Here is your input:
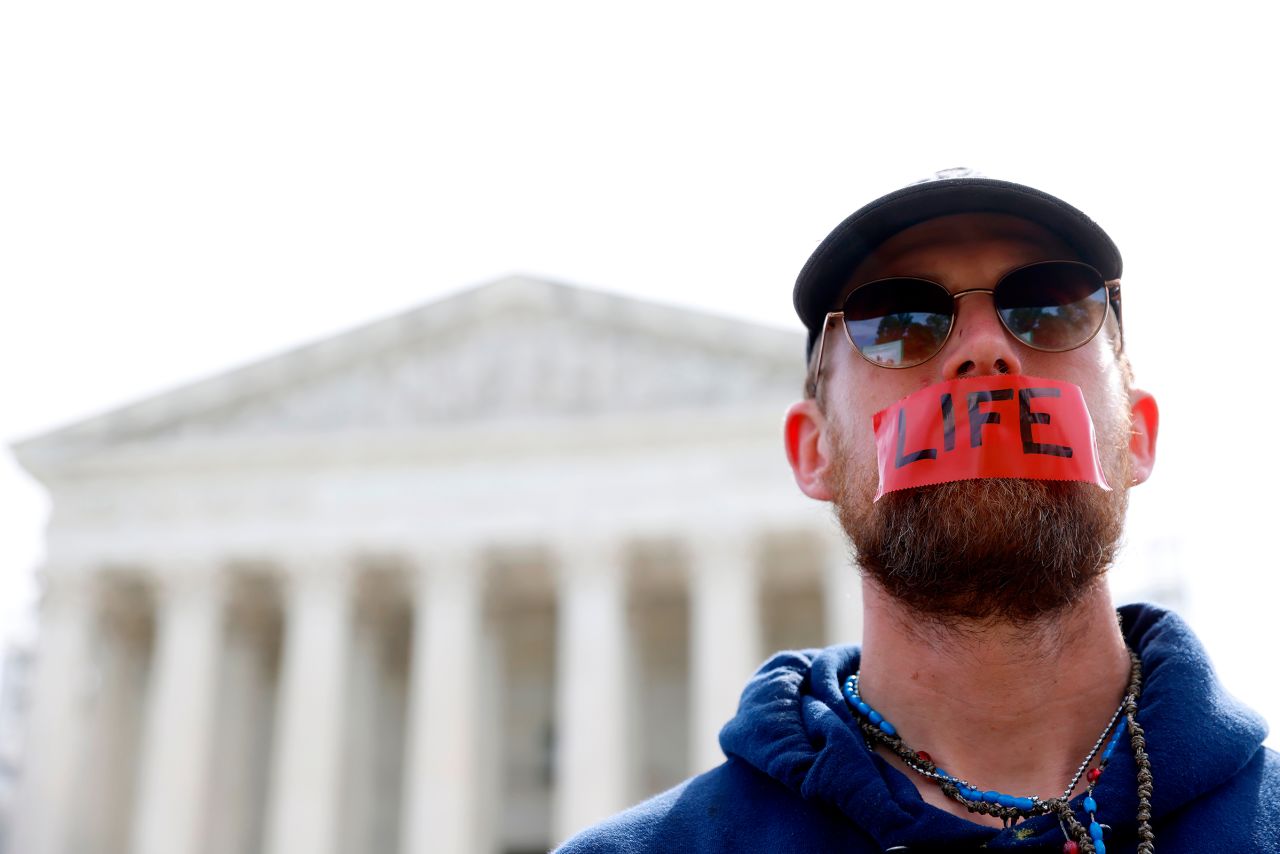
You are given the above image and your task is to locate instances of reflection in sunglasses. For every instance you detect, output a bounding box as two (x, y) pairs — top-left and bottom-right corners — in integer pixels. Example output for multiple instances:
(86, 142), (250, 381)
(805, 260), (1121, 399)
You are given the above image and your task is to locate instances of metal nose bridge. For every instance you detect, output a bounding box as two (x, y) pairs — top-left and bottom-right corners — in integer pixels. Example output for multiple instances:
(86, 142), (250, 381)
(950, 287), (996, 300)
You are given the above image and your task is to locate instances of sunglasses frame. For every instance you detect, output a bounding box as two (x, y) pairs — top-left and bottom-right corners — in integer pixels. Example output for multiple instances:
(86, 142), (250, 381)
(805, 260), (1122, 399)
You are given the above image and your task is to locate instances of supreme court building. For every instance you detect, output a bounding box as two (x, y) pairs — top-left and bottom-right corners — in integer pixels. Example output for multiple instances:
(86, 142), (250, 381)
(10, 277), (862, 854)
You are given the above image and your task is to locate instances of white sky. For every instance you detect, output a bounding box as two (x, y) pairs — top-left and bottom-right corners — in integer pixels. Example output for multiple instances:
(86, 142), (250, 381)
(2, 1), (1278, 743)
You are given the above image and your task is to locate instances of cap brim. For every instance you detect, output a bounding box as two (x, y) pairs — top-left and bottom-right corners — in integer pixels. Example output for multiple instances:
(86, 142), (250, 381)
(794, 177), (1122, 359)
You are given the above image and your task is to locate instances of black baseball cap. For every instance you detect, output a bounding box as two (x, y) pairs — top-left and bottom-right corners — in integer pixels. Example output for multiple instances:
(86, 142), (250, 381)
(793, 168), (1123, 360)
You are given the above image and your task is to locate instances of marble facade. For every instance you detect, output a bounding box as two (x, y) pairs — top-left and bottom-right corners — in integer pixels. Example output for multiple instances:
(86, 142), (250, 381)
(10, 277), (857, 854)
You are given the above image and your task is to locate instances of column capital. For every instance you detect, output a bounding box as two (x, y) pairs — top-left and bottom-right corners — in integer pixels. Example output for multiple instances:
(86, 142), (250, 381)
(398, 545), (490, 593)
(37, 565), (100, 609)
(146, 560), (228, 606)
(819, 525), (854, 560)
(273, 553), (358, 596)
(683, 529), (762, 580)
(551, 537), (630, 583)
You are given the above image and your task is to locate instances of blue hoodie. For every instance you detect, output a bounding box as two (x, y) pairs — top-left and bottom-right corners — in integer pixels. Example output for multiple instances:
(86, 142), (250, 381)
(556, 604), (1280, 852)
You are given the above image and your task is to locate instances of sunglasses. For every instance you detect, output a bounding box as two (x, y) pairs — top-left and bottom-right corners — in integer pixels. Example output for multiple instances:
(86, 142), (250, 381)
(806, 260), (1121, 397)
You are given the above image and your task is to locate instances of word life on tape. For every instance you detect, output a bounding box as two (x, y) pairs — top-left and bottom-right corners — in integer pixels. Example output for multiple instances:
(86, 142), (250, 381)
(871, 375), (1112, 501)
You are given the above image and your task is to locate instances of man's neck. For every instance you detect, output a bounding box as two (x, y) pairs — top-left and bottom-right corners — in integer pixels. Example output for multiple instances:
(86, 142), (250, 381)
(855, 580), (1132, 827)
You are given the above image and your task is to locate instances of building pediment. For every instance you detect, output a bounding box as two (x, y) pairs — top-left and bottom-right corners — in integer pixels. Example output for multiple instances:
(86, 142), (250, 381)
(15, 277), (805, 473)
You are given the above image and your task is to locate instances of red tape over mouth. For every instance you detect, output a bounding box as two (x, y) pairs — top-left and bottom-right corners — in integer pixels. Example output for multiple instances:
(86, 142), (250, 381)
(872, 375), (1112, 501)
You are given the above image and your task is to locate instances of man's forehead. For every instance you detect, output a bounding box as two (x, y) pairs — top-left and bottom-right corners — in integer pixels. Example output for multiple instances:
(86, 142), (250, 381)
(844, 212), (1081, 292)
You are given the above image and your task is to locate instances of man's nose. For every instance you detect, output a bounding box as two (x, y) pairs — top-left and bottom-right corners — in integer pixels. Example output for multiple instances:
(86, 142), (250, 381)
(938, 293), (1024, 379)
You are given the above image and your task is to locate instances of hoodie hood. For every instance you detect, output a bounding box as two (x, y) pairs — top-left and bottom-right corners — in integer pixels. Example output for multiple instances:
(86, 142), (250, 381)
(718, 603), (1269, 851)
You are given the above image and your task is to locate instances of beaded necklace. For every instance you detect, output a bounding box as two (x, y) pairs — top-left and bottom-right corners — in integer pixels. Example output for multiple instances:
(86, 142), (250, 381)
(842, 647), (1154, 854)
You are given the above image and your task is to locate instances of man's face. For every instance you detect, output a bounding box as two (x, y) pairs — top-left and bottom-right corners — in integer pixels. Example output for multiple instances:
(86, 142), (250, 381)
(786, 212), (1158, 625)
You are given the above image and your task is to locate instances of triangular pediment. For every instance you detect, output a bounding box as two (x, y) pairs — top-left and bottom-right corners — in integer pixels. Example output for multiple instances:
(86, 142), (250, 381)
(15, 276), (806, 471)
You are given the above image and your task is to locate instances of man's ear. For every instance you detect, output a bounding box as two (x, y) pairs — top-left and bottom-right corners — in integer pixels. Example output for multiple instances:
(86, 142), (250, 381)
(1128, 389), (1159, 485)
(784, 399), (835, 501)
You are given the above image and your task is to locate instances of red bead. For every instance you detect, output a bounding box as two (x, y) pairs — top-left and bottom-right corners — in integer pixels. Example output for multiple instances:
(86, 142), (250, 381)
(1087, 767), (1103, 783)
(1063, 842), (1080, 854)
(916, 750), (932, 764)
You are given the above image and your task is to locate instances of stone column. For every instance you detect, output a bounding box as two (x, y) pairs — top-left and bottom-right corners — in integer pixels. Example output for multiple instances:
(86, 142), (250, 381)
(822, 537), (863, 647)
(688, 534), (761, 774)
(263, 558), (353, 854)
(400, 551), (484, 854)
(204, 597), (279, 854)
(552, 539), (631, 843)
(130, 566), (225, 854)
(11, 571), (96, 854)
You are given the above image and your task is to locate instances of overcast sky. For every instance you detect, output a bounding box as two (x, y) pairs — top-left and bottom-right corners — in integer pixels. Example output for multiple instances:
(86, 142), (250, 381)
(3, 1), (1278, 737)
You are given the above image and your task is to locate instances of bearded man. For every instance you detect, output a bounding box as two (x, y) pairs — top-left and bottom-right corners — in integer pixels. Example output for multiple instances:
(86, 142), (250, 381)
(557, 171), (1280, 853)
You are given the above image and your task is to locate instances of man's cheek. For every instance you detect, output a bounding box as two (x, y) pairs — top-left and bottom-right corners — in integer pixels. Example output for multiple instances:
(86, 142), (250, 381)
(1084, 379), (1132, 480)
(826, 427), (879, 508)
(834, 413), (871, 464)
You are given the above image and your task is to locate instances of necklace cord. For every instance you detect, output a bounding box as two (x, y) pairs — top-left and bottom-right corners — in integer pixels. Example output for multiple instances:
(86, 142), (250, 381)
(845, 646), (1154, 854)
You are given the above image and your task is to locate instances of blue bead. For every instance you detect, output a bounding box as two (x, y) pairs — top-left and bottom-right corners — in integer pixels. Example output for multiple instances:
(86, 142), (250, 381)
(1095, 842), (1106, 854)
(934, 768), (948, 780)
(868, 709), (883, 725)
(1013, 797), (1035, 810)
(1084, 796), (1097, 813)
(856, 701), (871, 716)
(996, 794), (1015, 807)
(1090, 820), (1104, 840)
(982, 790), (1001, 804)
(878, 720), (897, 736)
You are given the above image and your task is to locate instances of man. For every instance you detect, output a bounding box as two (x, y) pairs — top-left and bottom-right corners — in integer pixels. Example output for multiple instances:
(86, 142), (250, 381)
(556, 171), (1280, 852)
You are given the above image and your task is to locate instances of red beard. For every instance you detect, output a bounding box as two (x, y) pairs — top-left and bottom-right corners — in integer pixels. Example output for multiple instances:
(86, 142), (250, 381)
(829, 425), (1131, 625)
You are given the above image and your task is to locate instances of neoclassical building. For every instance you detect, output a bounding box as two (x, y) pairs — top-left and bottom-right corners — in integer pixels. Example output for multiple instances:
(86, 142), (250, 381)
(11, 277), (858, 854)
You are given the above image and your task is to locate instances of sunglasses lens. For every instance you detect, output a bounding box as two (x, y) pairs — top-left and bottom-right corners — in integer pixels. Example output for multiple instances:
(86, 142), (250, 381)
(996, 262), (1109, 350)
(843, 278), (953, 367)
